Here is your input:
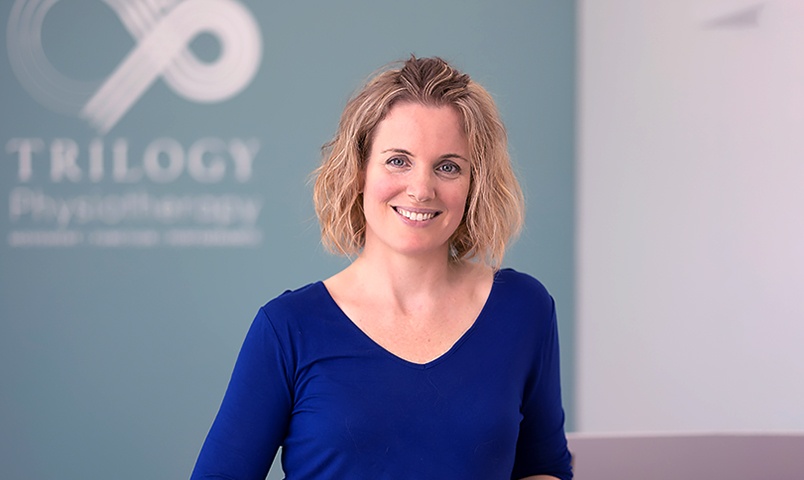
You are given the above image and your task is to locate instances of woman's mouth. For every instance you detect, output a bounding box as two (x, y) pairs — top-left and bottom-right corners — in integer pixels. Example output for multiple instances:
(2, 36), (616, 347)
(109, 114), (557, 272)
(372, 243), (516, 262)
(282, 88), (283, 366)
(393, 207), (440, 222)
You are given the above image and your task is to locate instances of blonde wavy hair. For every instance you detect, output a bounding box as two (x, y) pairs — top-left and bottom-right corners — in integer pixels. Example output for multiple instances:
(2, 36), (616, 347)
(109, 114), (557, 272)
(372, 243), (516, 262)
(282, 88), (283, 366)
(312, 56), (524, 267)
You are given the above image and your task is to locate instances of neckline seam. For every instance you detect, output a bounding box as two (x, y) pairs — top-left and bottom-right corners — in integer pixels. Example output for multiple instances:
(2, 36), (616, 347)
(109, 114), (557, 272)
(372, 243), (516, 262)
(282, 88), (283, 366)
(315, 271), (502, 369)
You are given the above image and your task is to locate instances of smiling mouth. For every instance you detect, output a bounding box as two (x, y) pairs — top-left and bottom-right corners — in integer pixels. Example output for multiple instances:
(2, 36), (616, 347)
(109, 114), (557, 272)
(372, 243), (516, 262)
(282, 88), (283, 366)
(393, 207), (441, 221)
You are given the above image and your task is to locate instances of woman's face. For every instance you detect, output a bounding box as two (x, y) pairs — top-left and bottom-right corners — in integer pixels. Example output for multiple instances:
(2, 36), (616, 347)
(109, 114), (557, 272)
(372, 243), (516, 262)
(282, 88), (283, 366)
(361, 102), (471, 260)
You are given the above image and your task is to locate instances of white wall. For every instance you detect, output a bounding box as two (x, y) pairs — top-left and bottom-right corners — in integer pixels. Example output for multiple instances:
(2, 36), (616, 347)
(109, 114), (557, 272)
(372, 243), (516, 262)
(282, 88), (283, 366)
(578, 0), (804, 432)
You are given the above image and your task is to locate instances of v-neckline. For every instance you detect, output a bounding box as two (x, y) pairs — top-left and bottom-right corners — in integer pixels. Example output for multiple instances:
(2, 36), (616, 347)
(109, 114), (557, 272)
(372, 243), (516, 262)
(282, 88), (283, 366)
(316, 271), (500, 369)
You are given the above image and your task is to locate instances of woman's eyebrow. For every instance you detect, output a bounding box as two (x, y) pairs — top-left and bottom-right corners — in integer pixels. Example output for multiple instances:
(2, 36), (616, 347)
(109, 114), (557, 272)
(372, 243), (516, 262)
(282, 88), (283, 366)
(381, 148), (413, 156)
(381, 148), (468, 163)
(440, 153), (469, 163)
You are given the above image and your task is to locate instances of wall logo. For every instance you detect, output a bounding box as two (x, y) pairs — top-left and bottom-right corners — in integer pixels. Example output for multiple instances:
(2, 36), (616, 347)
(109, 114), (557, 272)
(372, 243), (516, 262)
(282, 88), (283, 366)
(4, 0), (266, 248)
(7, 0), (263, 134)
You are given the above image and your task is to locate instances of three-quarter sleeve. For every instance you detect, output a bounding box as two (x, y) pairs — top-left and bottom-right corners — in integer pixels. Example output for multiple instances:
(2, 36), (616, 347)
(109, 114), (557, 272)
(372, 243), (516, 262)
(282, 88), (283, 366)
(511, 297), (573, 480)
(191, 308), (293, 480)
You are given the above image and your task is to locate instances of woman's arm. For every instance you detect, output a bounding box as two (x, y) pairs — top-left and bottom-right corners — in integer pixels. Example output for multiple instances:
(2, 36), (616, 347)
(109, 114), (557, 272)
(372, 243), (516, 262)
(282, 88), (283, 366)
(191, 309), (292, 479)
(511, 294), (573, 480)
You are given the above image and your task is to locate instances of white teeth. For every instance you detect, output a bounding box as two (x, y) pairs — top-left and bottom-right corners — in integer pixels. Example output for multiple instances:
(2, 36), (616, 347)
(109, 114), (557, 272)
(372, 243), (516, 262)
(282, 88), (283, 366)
(397, 208), (436, 221)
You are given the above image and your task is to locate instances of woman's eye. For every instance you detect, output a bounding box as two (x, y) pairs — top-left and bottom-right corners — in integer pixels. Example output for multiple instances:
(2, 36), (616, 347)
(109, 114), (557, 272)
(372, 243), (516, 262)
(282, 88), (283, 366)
(437, 163), (460, 175)
(387, 156), (407, 167)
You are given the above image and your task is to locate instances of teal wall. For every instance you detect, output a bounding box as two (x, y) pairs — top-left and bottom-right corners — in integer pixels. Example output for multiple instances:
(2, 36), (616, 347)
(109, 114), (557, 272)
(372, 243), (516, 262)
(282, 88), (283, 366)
(0, 1), (575, 478)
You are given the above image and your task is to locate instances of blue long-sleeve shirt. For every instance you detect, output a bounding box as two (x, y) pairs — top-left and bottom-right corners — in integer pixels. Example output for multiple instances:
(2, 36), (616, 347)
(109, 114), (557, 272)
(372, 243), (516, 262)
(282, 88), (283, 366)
(191, 268), (572, 479)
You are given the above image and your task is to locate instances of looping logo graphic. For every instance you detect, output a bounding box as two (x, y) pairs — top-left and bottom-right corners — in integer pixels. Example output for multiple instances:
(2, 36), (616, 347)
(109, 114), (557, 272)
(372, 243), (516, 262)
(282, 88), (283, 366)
(7, 0), (263, 134)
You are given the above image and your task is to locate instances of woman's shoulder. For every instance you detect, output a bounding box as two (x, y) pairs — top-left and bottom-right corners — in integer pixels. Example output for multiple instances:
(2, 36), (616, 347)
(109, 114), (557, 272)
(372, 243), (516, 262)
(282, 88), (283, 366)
(263, 281), (324, 310)
(259, 281), (332, 322)
(247, 281), (350, 351)
(488, 268), (555, 318)
(493, 267), (551, 298)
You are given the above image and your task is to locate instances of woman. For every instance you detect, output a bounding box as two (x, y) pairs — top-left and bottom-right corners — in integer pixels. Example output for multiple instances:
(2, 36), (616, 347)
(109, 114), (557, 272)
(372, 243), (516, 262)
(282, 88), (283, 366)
(191, 56), (572, 480)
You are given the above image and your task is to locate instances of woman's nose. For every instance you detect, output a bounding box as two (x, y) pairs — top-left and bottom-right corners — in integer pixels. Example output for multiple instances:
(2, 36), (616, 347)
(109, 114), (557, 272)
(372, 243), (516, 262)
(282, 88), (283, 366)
(406, 168), (435, 202)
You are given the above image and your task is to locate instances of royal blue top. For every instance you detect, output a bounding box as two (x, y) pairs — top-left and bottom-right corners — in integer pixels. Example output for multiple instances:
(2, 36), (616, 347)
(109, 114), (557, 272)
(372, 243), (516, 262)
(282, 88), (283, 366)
(191, 268), (572, 479)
